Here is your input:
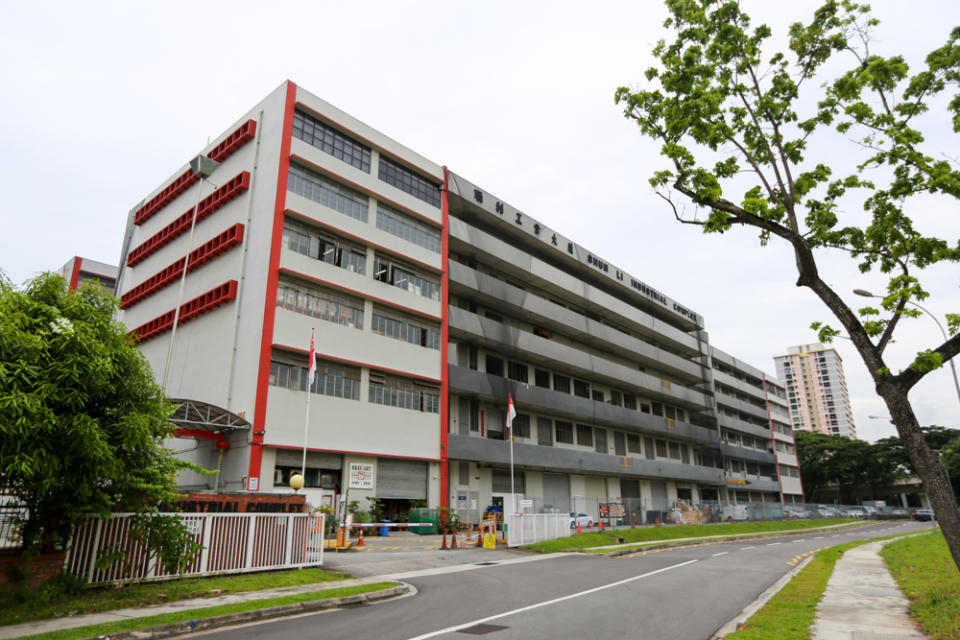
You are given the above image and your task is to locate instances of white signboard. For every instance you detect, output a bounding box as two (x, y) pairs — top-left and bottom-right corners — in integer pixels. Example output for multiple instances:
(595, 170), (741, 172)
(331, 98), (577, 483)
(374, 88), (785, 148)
(519, 499), (533, 510)
(349, 463), (374, 489)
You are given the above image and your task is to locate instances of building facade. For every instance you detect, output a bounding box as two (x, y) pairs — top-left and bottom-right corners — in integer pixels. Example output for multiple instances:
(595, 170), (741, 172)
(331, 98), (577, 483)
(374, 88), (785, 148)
(60, 256), (118, 292)
(774, 343), (856, 438)
(116, 81), (801, 522)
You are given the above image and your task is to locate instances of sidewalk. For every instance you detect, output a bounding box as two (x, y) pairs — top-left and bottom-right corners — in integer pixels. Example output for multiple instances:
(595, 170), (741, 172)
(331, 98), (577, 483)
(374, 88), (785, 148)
(811, 539), (926, 639)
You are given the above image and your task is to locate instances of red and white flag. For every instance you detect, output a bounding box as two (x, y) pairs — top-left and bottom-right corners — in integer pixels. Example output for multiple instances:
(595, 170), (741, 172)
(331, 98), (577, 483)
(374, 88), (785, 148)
(308, 330), (316, 385)
(505, 393), (517, 440)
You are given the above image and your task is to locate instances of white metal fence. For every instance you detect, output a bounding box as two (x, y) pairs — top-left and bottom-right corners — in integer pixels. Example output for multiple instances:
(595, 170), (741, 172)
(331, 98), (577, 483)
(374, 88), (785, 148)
(504, 513), (571, 547)
(63, 512), (325, 585)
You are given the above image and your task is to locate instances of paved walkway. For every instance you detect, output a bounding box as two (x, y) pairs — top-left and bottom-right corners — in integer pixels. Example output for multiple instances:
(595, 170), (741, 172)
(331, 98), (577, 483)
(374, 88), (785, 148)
(811, 539), (926, 639)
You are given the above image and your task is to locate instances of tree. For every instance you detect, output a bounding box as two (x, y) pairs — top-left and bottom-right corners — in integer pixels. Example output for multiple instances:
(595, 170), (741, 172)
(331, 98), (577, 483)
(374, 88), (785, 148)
(0, 272), (199, 573)
(793, 431), (896, 503)
(615, 0), (960, 571)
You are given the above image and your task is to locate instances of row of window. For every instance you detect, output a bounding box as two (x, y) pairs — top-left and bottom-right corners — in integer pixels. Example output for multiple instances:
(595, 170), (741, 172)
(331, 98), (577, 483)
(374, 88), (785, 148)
(293, 110), (441, 209)
(289, 164), (369, 222)
(479, 352), (688, 422)
(293, 111), (372, 173)
(276, 280), (364, 328)
(283, 222), (366, 274)
(276, 278), (440, 350)
(269, 359), (362, 400)
(376, 206), (441, 253)
(269, 358), (439, 413)
(371, 310), (440, 349)
(721, 428), (772, 453)
(373, 256), (441, 301)
(283, 217), (441, 303)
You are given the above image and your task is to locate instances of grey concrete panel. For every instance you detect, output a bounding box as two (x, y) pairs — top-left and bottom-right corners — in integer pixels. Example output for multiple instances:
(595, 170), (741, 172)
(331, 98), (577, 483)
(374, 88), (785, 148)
(447, 434), (726, 484)
(711, 369), (767, 399)
(714, 393), (771, 422)
(449, 261), (702, 383)
(710, 346), (769, 381)
(717, 415), (776, 441)
(448, 366), (719, 446)
(448, 218), (702, 354)
(449, 308), (708, 411)
(720, 443), (777, 464)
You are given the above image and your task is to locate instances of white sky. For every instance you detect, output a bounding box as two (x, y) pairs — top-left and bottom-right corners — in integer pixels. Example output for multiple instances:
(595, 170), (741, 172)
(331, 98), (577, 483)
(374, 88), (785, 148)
(1, 1), (957, 442)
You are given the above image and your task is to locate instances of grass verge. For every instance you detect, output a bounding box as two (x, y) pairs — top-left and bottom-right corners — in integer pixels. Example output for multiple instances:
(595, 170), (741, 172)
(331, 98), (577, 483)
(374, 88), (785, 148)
(881, 529), (960, 640)
(17, 582), (398, 640)
(0, 567), (350, 627)
(723, 540), (870, 639)
(525, 518), (865, 553)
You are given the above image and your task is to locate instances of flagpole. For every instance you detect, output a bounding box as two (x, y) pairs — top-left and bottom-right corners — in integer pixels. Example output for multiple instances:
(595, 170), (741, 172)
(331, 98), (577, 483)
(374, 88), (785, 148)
(506, 394), (517, 504)
(302, 329), (316, 478)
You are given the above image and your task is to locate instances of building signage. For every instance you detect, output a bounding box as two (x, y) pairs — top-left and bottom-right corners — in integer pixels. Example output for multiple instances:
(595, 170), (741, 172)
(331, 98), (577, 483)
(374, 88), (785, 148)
(349, 463), (374, 489)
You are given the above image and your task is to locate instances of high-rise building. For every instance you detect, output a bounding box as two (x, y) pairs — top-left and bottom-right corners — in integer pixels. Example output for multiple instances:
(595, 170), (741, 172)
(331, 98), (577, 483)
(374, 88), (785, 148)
(774, 343), (856, 438)
(116, 80), (801, 520)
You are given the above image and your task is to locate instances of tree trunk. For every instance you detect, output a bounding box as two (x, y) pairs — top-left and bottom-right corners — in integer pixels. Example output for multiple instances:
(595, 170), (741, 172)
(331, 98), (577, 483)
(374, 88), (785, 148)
(880, 384), (960, 572)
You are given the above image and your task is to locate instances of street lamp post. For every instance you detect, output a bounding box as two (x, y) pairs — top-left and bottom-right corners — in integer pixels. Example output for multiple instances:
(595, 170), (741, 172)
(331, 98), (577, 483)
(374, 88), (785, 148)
(853, 289), (960, 410)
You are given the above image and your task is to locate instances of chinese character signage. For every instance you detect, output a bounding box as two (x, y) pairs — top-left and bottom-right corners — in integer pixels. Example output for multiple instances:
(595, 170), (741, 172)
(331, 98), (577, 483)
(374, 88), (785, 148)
(349, 463), (374, 489)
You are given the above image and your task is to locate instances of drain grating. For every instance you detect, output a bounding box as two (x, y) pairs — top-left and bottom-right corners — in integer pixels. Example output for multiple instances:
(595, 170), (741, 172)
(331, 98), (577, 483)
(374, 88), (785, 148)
(473, 561), (499, 566)
(458, 623), (509, 635)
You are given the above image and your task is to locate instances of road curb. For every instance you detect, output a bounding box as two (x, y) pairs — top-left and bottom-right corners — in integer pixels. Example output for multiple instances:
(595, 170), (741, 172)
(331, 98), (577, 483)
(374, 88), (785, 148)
(86, 584), (411, 640)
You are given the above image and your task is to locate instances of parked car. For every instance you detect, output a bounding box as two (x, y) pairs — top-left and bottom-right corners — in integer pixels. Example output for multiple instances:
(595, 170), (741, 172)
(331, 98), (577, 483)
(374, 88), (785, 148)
(817, 506), (842, 518)
(785, 506), (810, 520)
(569, 512), (593, 529)
(844, 507), (866, 518)
(912, 509), (935, 522)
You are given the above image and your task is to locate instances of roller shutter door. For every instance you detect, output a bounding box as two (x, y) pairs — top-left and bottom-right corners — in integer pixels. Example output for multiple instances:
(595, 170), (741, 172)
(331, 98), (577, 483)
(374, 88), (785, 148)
(542, 472), (570, 511)
(376, 459), (427, 499)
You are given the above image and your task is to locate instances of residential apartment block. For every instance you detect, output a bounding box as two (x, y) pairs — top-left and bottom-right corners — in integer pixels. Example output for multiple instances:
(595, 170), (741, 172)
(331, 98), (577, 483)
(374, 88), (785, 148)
(116, 81), (801, 522)
(774, 344), (856, 438)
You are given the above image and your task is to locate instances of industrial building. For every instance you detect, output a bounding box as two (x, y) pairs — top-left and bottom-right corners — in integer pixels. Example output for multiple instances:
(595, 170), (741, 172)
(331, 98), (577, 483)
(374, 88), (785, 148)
(116, 81), (802, 522)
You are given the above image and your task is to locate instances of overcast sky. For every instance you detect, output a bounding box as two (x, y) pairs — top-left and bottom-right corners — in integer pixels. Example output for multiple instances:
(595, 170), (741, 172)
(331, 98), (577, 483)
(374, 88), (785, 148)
(1, 1), (957, 442)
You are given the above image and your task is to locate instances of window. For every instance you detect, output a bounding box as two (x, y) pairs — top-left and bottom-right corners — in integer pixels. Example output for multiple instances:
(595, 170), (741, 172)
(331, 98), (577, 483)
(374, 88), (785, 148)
(373, 256), (440, 300)
(458, 461), (470, 485)
(269, 357), (360, 400)
(610, 390), (622, 407)
(288, 165), (369, 222)
(595, 429), (607, 454)
(556, 421), (574, 444)
(376, 206), (441, 253)
(644, 436), (655, 460)
(485, 355), (504, 377)
(553, 374), (571, 394)
(512, 414), (530, 438)
(537, 417), (553, 445)
(282, 222), (366, 274)
(655, 439), (668, 458)
(574, 380), (590, 398)
(275, 466), (338, 489)
(276, 280), (363, 328)
(576, 424), (593, 447)
(652, 402), (664, 417)
(591, 390), (604, 402)
(614, 432), (626, 456)
(368, 371), (440, 413)
(507, 361), (528, 383)
(624, 394), (637, 410)
(378, 156), (441, 208)
(371, 309), (440, 349)
(293, 111), (371, 172)
(534, 369), (550, 388)
(668, 442), (681, 460)
(627, 434), (642, 454)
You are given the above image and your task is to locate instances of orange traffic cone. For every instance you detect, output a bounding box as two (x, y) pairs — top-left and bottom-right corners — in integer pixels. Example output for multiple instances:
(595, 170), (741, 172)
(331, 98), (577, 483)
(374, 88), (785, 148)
(600, 519), (604, 532)
(577, 520), (582, 534)
(357, 527), (365, 546)
(655, 517), (661, 527)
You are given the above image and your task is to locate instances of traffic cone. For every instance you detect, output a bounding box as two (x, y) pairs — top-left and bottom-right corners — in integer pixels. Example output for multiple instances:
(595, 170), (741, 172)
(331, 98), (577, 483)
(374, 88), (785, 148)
(357, 527), (365, 547)
(477, 531), (483, 547)
(600, 519), (604, 532)
(577, 520), (582, 534)
(655, 517), (661, 527)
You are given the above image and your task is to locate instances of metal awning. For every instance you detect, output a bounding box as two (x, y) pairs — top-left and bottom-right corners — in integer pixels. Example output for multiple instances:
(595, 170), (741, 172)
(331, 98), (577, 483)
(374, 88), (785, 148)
(169, 399), (251, 433)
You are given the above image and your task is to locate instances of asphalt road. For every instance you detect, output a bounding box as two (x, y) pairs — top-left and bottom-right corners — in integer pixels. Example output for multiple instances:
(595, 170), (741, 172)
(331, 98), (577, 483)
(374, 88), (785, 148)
(192, 521), (932, 640)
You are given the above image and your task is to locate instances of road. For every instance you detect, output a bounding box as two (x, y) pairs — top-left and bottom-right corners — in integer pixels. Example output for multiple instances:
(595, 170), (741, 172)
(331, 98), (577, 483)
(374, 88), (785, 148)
(192, 520), (932, 640)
